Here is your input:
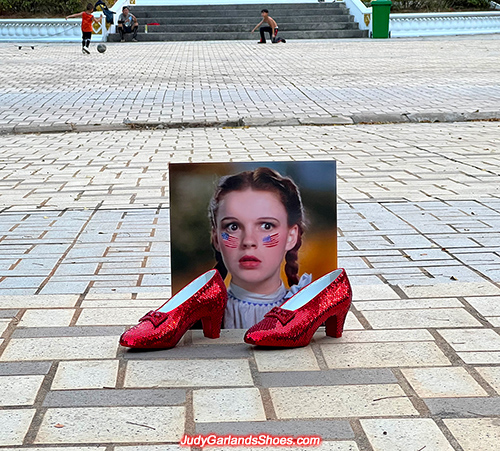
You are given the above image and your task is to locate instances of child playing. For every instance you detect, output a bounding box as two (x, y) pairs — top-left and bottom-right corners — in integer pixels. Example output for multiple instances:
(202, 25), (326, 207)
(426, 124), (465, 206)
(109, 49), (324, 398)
(251, 9), (278, 44)
(209, 167), (311, 328)
(66, 3), (101, 54)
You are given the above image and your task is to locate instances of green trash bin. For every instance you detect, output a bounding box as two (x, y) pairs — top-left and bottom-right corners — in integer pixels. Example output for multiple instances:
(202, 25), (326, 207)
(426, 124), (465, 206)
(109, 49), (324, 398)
(372, 0), (392, 39)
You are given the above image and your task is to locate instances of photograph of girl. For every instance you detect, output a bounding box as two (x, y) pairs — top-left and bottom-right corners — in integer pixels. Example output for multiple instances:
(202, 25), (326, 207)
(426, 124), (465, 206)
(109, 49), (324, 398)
(170, 161), (338, 329)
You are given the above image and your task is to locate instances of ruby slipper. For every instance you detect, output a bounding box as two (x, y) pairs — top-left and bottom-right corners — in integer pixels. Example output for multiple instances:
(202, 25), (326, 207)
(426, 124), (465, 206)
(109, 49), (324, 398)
(120, 269), (227, 349)
(244, 268), (352, 348)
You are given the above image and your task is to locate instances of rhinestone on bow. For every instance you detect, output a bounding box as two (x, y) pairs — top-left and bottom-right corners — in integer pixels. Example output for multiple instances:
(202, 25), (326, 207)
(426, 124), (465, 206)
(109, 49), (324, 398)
(265, 307), (296, 325)
(139, 310), (169, 327)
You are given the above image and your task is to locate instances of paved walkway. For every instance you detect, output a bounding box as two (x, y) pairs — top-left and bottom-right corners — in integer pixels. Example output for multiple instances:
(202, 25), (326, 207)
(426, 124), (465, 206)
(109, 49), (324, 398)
(1, 37), (500, 451)
(1, 37), (500, 130)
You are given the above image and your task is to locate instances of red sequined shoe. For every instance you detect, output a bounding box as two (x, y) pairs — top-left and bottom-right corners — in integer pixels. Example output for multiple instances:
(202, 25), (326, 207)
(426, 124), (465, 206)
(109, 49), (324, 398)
(244, 269), (352, 348)
(120, 269), (227, 349)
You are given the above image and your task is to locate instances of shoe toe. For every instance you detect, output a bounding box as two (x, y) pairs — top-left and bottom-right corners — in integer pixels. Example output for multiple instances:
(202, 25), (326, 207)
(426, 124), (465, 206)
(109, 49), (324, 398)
(119, 323), (152, 348)
(119, 328), (137, 348)
(244, 330), (258, 345)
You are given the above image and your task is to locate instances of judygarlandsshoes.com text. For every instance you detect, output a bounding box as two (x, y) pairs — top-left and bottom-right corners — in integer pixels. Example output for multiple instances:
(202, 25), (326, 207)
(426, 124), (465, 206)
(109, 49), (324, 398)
(180, 434), (322, 447)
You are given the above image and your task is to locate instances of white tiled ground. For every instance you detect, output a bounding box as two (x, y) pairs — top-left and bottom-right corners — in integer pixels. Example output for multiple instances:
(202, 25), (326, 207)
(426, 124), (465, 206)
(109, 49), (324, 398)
(1, 38), (499, 129)
(0, 36), (500, 451)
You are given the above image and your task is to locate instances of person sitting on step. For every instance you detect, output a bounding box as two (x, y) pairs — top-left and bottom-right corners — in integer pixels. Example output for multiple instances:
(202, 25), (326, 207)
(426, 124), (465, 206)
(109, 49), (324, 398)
(251, 9), (278, 44)
(118, 6), (139, 42)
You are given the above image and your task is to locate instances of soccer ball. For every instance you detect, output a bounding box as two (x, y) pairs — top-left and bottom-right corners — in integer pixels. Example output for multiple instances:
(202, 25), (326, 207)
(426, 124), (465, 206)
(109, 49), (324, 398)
(97, 44), (107, 53)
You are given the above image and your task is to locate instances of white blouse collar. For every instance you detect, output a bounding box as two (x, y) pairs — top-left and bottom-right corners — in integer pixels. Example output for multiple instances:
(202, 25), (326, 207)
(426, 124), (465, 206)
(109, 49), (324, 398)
(228, 281), (287, 306)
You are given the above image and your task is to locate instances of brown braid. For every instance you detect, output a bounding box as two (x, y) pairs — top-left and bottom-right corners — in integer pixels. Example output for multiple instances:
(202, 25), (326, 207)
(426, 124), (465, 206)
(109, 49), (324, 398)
(213, 247), (228, 280)
(209, 167), (306, 287)
(284, 228), (303, 286)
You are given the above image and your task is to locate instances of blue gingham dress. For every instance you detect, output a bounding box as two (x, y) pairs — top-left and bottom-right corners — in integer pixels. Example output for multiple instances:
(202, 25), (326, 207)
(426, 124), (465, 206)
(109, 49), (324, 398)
(223, 273), (312, 329)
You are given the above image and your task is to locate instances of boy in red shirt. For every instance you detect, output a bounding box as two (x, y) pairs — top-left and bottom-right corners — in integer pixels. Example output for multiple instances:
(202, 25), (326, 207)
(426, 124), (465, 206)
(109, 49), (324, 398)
(66, 3), (101, 54)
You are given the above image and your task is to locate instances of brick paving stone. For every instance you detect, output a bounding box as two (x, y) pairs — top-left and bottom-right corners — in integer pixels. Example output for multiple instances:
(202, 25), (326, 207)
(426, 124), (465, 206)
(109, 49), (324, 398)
(360, 418), (454, 451)
(259, 369), (397, 387)
(125, 359), (253, 388)
(35, 406), (185, 444)
(0, 362), (52, 376)
(0, 310), (19, 319)
(193, 388), (266, 423)
(426, 397), (500, 417)
(253, 347), (320, 372)
(0, 295), (79, 308)
(43, 388), (186, 407)
(12, 326), (126, 338)
(438, 329), (500, 351)
(0, 375), (45, 406)
(0, 409), (36, 446)
(18, 309), (74, 328)
(270, 385), (418, 418)
(444, 418), (500, 450)
(314, 329), (434, 344)
(51, 360), (119, 390)
(321, 342), (451, 368)
(475, 367), (500, 394)
(362, 308), (482, 329)
(401, 367), (488, 398)
(1, 336), (119, 361)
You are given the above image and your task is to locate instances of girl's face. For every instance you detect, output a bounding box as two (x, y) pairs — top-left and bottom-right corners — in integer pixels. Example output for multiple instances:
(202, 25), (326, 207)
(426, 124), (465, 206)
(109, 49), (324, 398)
(213, 189), (298, 294)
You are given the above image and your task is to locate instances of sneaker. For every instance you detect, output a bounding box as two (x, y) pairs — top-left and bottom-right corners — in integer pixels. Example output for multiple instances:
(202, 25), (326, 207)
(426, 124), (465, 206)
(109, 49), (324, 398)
(132, 38), (138, 42)
(82, 47), (90, 54)
(257, 40), (266, 44)
(120, 39), (125, 42)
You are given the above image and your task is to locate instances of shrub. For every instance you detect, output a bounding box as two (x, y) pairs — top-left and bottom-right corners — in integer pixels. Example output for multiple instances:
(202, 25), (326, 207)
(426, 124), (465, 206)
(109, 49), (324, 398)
(390, 0), (491, 11)
(0, 0), (84, 16)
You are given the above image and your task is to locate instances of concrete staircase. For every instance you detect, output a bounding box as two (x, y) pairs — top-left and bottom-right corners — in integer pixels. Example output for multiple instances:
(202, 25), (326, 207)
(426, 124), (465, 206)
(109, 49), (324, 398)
(108, 2), (368, 41)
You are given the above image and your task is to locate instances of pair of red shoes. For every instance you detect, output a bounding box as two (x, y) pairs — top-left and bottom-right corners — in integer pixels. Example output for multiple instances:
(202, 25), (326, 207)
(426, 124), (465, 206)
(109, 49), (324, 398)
(120, 268), (352, 349)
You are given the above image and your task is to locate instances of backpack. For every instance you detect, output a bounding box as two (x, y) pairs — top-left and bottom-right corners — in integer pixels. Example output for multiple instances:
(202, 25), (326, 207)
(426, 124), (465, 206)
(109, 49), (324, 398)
(94, 0), (116, 25)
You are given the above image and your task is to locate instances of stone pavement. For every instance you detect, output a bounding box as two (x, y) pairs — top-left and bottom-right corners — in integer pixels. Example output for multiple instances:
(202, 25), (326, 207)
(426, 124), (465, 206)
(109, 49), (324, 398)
(1, 121), (500, 450)
(1, 37), (500, 451)
(1, 37), (500, 131)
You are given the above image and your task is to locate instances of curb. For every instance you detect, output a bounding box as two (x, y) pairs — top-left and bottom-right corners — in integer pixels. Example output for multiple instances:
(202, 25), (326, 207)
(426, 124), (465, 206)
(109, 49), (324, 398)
(1, 112), (499, 135)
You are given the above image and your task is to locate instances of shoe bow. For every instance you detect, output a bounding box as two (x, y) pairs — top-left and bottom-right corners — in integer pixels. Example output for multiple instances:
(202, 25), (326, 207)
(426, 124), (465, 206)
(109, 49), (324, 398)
(139, 310), (169, 327)
(264, 307), (295, 325)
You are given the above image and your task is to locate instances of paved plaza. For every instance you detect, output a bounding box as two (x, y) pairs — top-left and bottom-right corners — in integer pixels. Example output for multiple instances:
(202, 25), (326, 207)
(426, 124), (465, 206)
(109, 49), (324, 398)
(1, 37), (500, 131)
(0, 36), (500, 451)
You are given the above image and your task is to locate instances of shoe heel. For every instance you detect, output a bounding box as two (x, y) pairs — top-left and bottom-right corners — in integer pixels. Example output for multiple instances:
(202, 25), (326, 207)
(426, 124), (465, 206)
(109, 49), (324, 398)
(201, 310), (224, 339)
(325, 310), (348, 338)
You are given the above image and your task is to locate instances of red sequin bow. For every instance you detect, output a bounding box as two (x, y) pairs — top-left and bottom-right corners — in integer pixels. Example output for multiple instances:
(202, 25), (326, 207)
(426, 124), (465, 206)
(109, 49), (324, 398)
(264, 307), (296, 325)
(139, 310), (169, 327)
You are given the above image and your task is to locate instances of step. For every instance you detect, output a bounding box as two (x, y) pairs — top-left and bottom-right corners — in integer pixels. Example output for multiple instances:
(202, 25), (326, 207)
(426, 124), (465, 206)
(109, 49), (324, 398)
(138, 22), (358, 33)
(131, 9), (348, 20)
(128, 3), (346, 13)
(131, 14), (351, 24)
(108, 29), (368, 42)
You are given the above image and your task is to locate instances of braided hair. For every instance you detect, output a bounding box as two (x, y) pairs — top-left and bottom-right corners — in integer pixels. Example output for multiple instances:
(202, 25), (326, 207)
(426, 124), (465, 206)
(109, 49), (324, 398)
(209, 167), (305, 287)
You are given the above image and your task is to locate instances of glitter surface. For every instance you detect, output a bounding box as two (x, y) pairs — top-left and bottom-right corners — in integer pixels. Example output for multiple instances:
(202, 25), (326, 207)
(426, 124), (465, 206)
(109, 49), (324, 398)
(120, 270), (227, 349)
(244, 269), (352, 348)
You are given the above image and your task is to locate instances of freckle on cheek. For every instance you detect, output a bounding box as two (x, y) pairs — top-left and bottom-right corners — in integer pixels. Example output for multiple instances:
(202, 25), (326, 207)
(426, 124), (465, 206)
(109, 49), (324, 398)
(221, 232), (239, 249)
(263, 233), (280, 248)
